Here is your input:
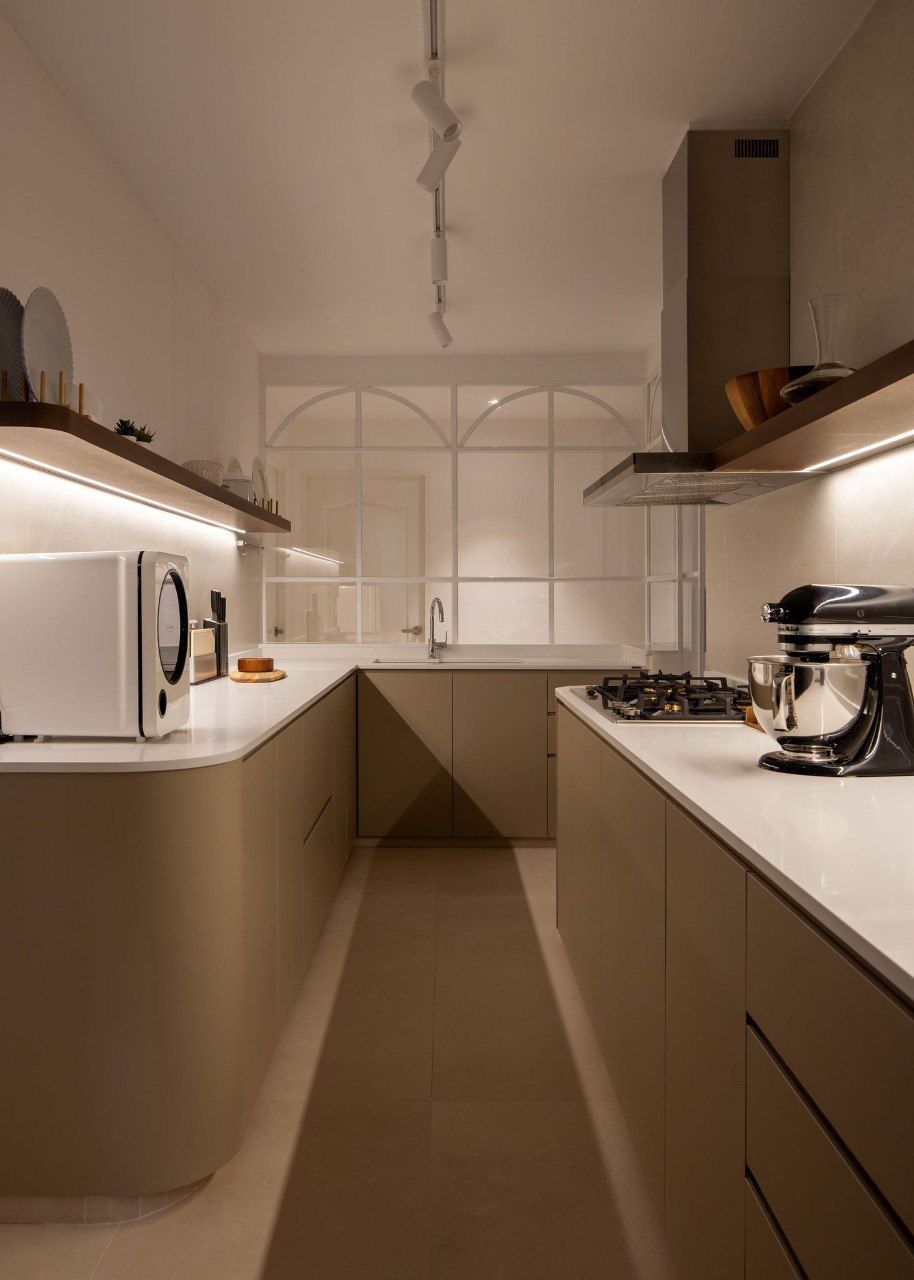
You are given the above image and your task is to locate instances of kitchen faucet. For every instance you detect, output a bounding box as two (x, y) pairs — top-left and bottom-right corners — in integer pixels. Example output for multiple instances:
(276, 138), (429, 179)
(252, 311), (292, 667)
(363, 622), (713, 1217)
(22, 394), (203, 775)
(428, 596), (446, 661)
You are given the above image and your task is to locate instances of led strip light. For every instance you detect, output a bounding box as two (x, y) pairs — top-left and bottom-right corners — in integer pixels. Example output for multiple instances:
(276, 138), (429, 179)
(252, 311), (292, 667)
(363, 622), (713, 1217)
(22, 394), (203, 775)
(0, 445), (245, 534)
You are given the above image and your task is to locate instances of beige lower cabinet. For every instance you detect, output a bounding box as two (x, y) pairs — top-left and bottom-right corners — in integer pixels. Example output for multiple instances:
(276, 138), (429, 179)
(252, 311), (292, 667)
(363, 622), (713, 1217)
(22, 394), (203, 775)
(453, 672), (547, 837)
(358, 670), (453, 837)
(276, 715), (307, 1025)
(555, 704), (577, 942)
(745, 1181), (802, 1280)
(332, 675), (357, 870)
(665, 803), (746, 1280)
(600, 748), (666, 1213)
(241, 738), (280, 1111)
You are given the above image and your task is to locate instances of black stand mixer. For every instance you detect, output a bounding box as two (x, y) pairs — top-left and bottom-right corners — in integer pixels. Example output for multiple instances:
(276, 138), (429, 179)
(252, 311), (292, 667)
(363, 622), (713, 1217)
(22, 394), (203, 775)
(748, 584), (914, 777)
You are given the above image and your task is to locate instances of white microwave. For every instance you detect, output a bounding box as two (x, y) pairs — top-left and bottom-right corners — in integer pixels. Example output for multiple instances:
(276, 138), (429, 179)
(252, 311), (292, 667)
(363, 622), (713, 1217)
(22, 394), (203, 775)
(0, 551), (190, 739)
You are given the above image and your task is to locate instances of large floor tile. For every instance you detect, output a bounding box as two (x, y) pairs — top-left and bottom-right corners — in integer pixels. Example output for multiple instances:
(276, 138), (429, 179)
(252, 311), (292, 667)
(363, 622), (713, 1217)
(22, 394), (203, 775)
(428, 1100), (633, 1280)
(260, 1098), (430, 1280)
(309, 895), (436, 1100)
(361, 847), (438, 897)
(92, 1097), (306, 1280)
(436, 846), (553, 898)
(433, 895), (579, 1100)
(0, 1225), (115, 1280)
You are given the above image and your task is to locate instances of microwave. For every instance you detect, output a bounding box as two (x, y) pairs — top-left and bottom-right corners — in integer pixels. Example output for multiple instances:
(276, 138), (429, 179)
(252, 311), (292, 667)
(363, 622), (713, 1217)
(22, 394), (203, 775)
(0, 551), (190, 740)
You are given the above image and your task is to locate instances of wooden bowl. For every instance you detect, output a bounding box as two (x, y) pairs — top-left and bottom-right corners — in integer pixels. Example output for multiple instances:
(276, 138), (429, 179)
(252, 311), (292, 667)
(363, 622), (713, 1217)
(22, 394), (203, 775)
(725, 366), (812, 431)
(237, 656), (274, 673)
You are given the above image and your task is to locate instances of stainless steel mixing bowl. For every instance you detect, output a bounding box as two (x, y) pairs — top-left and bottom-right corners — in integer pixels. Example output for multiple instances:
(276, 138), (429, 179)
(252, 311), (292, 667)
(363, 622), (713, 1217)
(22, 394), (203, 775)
(747, 655), (870, 757)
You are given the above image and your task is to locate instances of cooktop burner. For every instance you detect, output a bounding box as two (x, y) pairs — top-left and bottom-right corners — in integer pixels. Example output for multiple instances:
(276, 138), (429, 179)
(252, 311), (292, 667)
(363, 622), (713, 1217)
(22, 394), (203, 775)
(581, 670), (751, 722)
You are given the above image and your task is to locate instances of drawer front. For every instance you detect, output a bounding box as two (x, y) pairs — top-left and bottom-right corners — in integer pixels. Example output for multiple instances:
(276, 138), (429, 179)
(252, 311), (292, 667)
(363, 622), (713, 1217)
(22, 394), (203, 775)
(748, 876), (914, 1230)
(547, 712), (557, 756)
(547, 671), (616, 711)
(546, 755), (556, 839)
(745, 1181), (802, 1280)
(747, 1028), (913, 1280)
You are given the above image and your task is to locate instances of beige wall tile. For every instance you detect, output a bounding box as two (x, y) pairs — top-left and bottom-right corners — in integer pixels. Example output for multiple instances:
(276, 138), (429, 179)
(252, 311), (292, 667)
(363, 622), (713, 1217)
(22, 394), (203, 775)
(836, 158), (914, 368)
(790, 67), (836, 267)
(790, 235), (838, 365)
(704, 477), (837, 678)
(833, 0), (914, 226)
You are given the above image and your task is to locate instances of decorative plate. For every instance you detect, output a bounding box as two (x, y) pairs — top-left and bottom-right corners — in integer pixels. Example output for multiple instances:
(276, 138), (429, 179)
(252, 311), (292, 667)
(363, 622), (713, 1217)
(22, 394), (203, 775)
(22, 286), (73, 405)
(0, 287), (26, 401)
(252, 456), (270, 506)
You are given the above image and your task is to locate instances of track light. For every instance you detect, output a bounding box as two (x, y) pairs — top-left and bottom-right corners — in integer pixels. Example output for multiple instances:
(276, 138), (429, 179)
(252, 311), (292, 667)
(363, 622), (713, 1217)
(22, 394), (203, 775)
(410, 80), (462, 140)
(428, 307), (453, 348)
(416, 137), (460, 192)
(430, 234), (448, 285)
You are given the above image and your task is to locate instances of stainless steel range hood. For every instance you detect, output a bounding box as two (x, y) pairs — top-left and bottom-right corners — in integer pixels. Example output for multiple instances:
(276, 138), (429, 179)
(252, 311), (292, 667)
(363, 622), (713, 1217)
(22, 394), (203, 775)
(586, 128), (798, 507)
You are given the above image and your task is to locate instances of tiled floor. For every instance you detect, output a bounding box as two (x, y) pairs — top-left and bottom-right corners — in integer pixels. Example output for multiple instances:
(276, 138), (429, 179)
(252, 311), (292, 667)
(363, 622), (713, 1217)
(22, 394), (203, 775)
(0, 847), (673, 1280)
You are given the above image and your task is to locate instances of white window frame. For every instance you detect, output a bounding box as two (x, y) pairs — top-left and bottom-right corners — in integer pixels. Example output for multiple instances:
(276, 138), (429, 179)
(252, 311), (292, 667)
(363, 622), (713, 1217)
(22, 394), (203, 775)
(262, 380), (658, 646)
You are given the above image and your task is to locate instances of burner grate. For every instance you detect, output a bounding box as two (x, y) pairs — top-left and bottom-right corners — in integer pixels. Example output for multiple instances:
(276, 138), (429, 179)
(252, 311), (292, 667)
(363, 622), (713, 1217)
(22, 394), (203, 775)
(584, 669), (751, 722)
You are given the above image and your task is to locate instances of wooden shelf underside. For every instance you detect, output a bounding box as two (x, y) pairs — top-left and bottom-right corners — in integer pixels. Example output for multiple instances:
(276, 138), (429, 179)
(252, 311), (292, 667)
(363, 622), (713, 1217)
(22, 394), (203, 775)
(0, 404), (290, 533)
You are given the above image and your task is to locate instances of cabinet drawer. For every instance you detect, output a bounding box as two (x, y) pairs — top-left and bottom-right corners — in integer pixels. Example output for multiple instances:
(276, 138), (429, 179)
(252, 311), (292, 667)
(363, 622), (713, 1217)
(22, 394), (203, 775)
(746, 1181), (802, 1280)
(748, 877), (914, 1230)
(546, 755), (556, 838)
(546, 671), (615, 711)
(747, 1028), (913, 1280)
(547, 712), (556, 756)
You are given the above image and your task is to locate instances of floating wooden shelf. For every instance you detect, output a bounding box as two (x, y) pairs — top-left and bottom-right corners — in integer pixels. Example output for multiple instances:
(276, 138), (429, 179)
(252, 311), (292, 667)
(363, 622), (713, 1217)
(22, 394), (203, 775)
(713, 339), (914, 475)
(0, 403), (291, 533)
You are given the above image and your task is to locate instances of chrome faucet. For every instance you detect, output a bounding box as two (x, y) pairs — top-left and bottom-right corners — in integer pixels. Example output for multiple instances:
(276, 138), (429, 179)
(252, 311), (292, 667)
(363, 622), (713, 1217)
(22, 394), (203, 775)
(428, 596), (447, 661)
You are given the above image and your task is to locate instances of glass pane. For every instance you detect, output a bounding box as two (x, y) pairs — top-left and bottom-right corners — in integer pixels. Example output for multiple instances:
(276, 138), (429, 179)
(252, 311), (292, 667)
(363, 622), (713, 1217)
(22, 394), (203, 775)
(458, 452), (548, 577)
(361, 582), (452, 645)
(553, 386), (642, 446)
(553, 452), (643, 577)
(264, 452), (356, 576)
(265, 386), (356, 447)
(554, 581), (646, 645)
(362, 452), (452, 577)
(361, 386), (451, 446)
(458, 387), (547, 446)
(458, 582), (549, 643)
(681, 506), (701, 574)
(649, 580), (679, 649)
(266, 583), (356, 643)
(648, 506), (678, 577)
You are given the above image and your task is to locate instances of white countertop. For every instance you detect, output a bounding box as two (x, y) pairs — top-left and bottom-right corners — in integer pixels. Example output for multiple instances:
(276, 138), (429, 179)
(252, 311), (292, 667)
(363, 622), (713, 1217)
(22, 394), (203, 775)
(0, 647), (638, 774)
(557, 687), (914, 1004)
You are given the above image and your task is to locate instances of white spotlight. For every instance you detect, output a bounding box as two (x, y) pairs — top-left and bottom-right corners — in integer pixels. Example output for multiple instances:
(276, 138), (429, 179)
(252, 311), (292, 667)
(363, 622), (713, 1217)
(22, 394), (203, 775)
(410, 80), (462, 140)
(428, 308), (453, 348)
(430, 234), (448, 285)
(416, 137), (461, 192)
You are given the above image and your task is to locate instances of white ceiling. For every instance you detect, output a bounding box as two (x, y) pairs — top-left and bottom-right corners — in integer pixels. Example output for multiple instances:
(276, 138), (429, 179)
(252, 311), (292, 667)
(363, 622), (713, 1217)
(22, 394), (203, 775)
(2, 0), (871, 356)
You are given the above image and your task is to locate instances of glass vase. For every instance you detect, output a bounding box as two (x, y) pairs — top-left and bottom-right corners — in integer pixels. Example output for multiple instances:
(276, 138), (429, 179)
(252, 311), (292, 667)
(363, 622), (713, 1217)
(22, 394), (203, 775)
(781, 294), (855, 405)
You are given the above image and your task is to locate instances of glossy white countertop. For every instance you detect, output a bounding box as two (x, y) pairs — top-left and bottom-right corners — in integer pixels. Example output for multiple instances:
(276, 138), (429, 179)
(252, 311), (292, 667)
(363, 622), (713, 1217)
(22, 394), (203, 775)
(557, 687), (914, 1004)
(0, 647), (639, 774)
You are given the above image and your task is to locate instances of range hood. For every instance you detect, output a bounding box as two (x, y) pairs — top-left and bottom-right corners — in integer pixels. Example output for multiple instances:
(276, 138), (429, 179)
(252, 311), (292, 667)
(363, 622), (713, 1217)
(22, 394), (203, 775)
(586, 129), (800, 507)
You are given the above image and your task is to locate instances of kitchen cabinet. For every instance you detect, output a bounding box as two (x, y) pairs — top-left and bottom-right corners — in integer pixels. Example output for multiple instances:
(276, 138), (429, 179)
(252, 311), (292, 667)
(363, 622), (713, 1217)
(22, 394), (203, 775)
(453, 672), (547, 837)
(745, 1181), (802, 1280)
(665, 803), (746, 1280)
(748, 876), (914, 1234)
(555, 704), (576, 943)
(332, 675), (357, 872)
(241, 737), (279, 1111)
(276, 716), (307, 1025)
(358, 671), (453, 838)
(556, 706), (600, 1004)
(600, 748), (666, 1213)
(747, 1027), (912, 1279)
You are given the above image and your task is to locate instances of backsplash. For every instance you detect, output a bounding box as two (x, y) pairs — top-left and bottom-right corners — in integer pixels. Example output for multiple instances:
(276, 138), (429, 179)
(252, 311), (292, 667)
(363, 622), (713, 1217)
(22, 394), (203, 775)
(706, 0), (914, 678)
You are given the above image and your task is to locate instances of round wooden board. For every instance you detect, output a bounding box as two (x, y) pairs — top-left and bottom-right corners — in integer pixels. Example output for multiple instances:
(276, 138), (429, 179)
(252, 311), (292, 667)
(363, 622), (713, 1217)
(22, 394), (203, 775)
(229, 668), (287, 683)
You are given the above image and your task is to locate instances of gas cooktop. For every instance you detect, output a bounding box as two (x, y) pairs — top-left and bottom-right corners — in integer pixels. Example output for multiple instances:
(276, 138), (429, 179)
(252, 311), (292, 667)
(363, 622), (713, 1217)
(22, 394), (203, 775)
(574, 670), (752, 723)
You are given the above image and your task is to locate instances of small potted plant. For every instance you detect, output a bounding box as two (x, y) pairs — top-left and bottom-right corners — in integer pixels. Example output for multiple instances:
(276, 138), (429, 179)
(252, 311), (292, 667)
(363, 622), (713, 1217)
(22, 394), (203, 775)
(115, 418), (156, 446)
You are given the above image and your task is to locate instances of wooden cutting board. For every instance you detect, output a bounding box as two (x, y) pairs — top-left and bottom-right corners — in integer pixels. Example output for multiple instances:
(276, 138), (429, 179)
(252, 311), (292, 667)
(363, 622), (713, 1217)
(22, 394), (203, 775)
(229, 668), (287, 683)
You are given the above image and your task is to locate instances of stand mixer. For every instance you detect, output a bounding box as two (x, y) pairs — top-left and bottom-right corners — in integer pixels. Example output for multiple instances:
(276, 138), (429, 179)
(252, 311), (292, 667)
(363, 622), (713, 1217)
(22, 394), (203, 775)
(747, 584), (914, 776)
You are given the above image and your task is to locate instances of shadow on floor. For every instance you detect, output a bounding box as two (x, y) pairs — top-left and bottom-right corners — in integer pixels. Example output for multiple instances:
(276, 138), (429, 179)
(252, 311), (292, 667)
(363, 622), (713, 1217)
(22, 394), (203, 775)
(258, 846), (661, 1280)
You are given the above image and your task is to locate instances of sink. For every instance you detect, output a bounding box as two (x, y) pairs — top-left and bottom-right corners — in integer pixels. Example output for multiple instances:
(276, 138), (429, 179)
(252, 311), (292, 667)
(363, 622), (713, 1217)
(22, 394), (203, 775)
(372, 658), (523, 667)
